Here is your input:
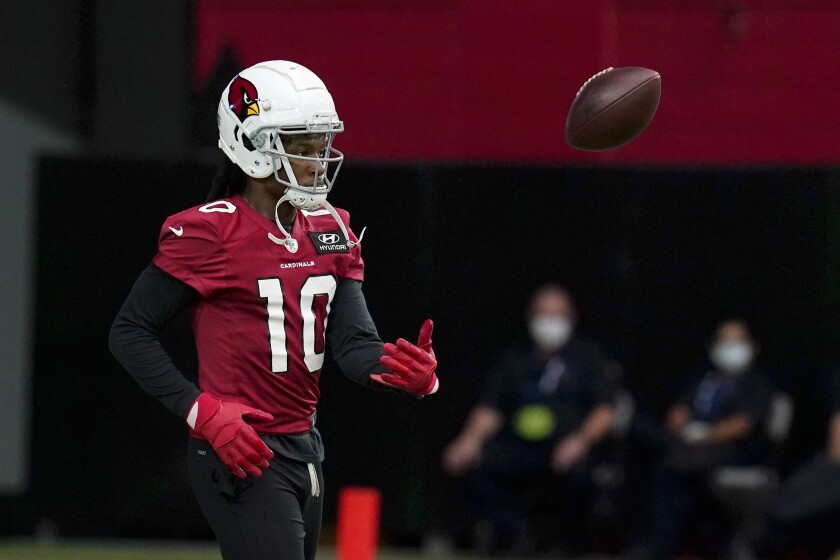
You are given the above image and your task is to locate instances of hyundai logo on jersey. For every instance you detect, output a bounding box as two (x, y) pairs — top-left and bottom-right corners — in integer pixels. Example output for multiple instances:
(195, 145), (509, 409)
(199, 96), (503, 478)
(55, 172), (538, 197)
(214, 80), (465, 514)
(309, 230), (349, 254)
(318, 233), (340, 244)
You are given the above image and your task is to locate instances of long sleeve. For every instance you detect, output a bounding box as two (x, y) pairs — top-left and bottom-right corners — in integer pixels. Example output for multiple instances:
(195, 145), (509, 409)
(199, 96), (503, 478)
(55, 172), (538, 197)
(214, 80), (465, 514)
(109, 263), (202, 418)
(326, 280), (387, 390)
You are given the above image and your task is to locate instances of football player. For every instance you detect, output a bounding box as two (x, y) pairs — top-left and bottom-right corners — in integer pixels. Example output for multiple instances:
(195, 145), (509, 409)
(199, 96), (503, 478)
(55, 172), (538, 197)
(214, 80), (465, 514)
(109, 61), (439, 560)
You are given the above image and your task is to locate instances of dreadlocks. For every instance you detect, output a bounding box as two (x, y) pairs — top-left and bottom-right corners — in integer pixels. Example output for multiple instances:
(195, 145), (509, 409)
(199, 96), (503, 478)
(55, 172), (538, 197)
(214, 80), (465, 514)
(206, 157), (247, 202)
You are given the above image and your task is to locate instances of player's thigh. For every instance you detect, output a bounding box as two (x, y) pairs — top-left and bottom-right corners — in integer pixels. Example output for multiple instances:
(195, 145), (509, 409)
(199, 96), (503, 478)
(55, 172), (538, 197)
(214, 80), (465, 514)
(187, 438), (310, 560)
(237, 483), (308, 560)
(253, 457), (324, 560)
(237, 459), (326, 560)
(187, 438), (258, 560)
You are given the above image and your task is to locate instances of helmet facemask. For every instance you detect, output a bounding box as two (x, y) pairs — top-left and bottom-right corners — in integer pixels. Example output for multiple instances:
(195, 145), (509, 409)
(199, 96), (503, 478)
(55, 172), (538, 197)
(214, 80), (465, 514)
(264, 127), (361, 253)
(231, 115), (360, 253)
(265, 126), (344, 212)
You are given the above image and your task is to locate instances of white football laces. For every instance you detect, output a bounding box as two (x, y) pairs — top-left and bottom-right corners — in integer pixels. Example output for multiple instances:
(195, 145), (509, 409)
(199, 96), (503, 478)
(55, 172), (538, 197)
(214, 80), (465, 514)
(575, 67), (614, 97)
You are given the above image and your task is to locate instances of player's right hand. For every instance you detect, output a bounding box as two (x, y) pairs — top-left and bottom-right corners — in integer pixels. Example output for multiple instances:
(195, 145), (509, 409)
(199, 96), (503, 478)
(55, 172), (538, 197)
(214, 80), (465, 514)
(187, 393), (275, 479)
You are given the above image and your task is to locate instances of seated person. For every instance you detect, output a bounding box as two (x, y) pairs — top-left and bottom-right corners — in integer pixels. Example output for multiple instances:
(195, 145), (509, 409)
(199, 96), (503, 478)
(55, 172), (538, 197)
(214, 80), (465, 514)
(765, 367), (840, 558)
(635, 319), (772, 560)
(442, 284), (616, 555)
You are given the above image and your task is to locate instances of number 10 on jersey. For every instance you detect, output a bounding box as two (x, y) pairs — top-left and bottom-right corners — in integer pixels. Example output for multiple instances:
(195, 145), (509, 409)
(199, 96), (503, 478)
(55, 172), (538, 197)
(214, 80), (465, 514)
(258, 275), (337, 374)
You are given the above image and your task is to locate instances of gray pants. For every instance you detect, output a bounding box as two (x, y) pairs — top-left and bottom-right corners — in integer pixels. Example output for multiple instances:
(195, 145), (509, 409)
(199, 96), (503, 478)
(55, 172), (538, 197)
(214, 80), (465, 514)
(187, 437), (324, 560)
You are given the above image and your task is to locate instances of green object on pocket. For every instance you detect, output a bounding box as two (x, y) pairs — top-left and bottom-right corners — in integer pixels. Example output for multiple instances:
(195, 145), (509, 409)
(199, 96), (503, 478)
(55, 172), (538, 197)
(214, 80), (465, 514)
(512, 404), (556, 441)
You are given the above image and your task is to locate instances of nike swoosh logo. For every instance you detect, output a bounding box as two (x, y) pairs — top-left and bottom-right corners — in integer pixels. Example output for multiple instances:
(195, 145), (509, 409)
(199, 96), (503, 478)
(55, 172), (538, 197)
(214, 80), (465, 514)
(169, 226), (184, 236)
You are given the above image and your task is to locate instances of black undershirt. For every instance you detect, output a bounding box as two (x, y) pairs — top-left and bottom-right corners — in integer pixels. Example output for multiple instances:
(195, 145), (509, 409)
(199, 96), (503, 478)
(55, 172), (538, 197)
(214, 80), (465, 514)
(109, 263), (387, 462)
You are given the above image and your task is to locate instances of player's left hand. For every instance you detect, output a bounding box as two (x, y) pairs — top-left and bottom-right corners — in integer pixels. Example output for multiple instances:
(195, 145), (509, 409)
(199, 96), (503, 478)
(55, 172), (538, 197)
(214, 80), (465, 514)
(371, 319), (439, 397)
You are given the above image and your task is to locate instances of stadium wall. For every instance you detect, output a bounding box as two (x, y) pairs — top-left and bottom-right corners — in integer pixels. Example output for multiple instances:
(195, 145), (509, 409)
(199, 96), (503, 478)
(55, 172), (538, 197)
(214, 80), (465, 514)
(193, 0), (840, 164)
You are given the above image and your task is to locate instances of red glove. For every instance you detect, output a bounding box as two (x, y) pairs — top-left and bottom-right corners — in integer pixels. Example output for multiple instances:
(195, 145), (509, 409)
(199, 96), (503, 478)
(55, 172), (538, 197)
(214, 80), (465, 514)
(186, 393), (275, 479)
(371, 319), (440, 397)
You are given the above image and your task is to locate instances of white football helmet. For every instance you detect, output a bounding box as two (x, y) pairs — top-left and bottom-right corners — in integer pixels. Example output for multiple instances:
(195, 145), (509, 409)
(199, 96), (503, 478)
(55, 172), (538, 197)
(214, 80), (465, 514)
(218, 60), (359, 252)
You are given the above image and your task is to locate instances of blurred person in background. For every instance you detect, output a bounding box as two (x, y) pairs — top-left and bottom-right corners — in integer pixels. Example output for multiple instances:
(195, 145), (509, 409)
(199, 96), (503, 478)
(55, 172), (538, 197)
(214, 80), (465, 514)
(630, 319), (772, 560)
(109, 61), (440, 560)
(442, 284), (616, 556)
(764, 366), (840, 558)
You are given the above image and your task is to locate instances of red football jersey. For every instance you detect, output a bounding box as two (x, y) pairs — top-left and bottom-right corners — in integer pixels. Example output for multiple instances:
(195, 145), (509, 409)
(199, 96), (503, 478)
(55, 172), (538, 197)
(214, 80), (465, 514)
(153, 195), (364, 435)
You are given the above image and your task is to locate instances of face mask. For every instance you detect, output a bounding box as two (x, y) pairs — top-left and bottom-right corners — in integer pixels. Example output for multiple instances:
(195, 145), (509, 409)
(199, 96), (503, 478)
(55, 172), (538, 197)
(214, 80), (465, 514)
(710, 340), (754, 374)
(529, 315), (572, 354)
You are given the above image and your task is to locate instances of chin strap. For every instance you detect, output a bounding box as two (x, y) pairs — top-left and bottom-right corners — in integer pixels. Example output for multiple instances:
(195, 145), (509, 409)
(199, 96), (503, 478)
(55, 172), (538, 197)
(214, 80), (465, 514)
(320, 200), (366, 249)
(267, 194), (299, 253)
(267, 195), (366, 253)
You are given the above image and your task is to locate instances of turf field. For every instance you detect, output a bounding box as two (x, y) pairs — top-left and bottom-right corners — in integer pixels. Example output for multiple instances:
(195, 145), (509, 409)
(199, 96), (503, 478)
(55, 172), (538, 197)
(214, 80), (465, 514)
(0, 542), (217, 560)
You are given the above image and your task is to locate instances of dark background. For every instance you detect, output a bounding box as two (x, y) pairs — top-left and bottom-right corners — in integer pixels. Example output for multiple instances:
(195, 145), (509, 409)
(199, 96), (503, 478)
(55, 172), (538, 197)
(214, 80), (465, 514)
(3, 0), (840, 547)
(7, 159), (840, 541)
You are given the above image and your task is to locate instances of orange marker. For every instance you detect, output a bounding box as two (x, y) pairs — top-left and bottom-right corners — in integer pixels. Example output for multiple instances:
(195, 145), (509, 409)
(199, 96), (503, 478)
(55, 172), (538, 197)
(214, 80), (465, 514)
(337, 486), (382, 560)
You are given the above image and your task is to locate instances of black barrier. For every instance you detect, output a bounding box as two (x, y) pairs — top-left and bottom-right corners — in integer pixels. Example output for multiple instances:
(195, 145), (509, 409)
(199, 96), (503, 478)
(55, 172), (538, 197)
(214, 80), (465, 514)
(16, 157), (840, 541)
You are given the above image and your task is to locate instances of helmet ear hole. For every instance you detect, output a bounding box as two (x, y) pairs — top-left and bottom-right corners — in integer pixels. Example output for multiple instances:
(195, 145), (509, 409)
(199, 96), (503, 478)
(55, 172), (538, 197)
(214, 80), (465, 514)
(242, 134), (255, 152)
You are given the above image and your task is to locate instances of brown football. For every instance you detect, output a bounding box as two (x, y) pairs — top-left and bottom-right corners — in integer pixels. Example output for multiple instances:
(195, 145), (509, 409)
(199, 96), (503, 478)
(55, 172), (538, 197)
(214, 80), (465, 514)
(565, 67), (661, 151)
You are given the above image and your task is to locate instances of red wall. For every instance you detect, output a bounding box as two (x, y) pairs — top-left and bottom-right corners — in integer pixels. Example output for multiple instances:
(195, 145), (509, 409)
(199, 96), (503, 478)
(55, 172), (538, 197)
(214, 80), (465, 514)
(195, 0), (840, 164)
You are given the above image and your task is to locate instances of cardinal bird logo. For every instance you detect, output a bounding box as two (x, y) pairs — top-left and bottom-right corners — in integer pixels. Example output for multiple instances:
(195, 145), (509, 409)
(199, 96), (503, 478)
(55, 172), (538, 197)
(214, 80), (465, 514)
(228, 76), (260, 121)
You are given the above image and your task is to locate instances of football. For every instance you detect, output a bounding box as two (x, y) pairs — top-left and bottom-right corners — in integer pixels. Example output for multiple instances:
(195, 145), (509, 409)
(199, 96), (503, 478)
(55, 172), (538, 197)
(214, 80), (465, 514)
(565, 67), (661, 151)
